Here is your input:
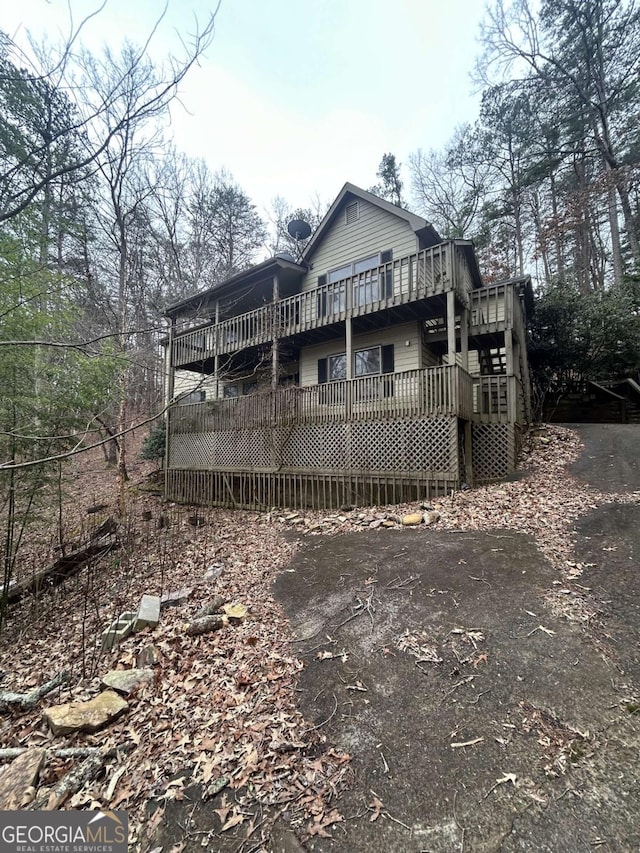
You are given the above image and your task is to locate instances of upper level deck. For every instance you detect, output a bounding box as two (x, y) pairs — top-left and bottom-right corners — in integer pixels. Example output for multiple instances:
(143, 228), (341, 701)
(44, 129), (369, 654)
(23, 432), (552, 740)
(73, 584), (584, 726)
(171, 241), (477, 369)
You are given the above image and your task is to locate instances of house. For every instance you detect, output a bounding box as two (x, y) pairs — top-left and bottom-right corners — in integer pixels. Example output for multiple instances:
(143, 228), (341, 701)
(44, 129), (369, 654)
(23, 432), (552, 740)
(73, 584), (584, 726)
(163, 182), (532, 509)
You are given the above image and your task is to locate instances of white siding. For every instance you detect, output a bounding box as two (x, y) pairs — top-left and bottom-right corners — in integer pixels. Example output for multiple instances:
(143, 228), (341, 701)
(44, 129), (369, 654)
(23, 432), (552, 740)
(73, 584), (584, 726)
(173, 370), (218, 399)
(302, 198), (418, 292)
(299, 322), (421, 386)
(450, 350), (480, 374)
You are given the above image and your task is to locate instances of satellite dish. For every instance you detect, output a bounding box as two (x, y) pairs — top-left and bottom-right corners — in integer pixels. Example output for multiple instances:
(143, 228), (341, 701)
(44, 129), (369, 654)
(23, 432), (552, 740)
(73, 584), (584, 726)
(287, 219), (312, 241)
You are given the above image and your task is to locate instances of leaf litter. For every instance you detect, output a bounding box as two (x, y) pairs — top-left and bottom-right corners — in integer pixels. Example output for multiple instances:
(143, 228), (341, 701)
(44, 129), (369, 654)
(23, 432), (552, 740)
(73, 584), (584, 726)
(0, 424), (637, 848)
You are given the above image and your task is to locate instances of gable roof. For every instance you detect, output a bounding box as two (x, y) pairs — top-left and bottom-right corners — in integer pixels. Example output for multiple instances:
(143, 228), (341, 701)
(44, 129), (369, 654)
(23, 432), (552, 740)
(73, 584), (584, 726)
(302, 182), (441, 262)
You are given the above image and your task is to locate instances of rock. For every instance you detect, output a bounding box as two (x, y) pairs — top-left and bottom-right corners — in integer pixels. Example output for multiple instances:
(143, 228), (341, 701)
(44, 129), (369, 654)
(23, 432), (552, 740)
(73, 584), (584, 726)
(423, 510), (440, 525)
(0, 748), (45, 809)
(44, 691), (128, 736)
(101, 668), (154, 696)
(402, 513), (423, 526)
(222, 603), (247, 621)
(160, 588), (193, 610)
(381, 520), (396, 528)
(137, 644), (160, 668)
(135, 594), (161, 631)
(369, 519), (383, 529)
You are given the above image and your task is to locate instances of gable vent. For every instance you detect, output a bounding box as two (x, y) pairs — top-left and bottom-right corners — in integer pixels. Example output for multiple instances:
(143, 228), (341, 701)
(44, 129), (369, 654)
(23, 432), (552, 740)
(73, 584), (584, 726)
(345, 201), (359, 225)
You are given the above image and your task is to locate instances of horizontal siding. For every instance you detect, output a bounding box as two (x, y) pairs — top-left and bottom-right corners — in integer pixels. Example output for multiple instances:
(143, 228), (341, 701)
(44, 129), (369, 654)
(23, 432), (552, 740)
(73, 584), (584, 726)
(302, 198), (418, 292)
(174, 370), (218, 399)
(299, 322), (421, 386)
(422, 340), (441, 368)
(450, 350), (481, 373)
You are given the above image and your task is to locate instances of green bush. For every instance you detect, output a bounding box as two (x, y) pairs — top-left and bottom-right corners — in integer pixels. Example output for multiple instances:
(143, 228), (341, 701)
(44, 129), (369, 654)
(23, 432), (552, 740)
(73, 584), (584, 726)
(140, 420), (166, 461)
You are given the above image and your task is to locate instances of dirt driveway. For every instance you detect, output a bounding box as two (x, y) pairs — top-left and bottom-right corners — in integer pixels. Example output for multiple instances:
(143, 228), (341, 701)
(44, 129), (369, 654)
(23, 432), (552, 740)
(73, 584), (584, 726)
(273, 425), (640, 852)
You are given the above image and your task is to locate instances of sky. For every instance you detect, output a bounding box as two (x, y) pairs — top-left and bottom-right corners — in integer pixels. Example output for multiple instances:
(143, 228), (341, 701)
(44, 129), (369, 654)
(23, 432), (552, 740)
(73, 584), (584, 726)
(3, 0), (485, 216)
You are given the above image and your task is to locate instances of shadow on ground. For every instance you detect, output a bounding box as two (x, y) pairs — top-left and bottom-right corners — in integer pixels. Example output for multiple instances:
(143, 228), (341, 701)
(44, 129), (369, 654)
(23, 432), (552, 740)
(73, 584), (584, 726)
(272, 424), (640, 852)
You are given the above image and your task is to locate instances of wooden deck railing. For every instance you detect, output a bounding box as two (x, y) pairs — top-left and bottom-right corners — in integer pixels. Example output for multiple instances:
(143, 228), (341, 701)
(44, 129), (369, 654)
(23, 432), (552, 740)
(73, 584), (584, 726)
(470, 283), (510, 333)
(172, 242), (473, 367)
(473, 375), (523, 423)
(169, 365), (474, 434)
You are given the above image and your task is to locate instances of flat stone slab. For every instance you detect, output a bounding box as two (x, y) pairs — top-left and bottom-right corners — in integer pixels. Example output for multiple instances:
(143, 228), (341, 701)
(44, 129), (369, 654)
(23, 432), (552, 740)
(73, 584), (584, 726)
(160, 588), (193, 610)
(135, 594), (161, 631)
(101, 668), (154, 696)
(43, 690), (128, 736)
(0, 748), (45, 809)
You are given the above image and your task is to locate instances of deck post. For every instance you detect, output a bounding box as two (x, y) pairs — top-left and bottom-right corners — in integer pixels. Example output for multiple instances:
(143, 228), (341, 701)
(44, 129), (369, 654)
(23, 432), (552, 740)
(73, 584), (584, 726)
(446, 289), (456, 366)
(214, 300), (220, 398)
(505, 327), (514, 375)
(164, 318), (175, 498)
(271, 273), (280, 390)
(460, 306), (469, 371)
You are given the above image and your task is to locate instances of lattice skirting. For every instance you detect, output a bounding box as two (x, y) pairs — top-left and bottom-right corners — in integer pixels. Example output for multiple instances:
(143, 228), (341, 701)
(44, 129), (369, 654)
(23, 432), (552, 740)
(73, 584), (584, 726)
(169, 416), (460, 475)
(472, 422), (519, 481)
(165, 469), (459, 511)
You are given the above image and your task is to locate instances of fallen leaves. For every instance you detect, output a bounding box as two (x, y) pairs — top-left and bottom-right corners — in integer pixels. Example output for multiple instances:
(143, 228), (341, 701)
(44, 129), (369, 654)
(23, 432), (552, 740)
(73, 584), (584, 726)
(307, 807), (343, 838)
(1, 423), (633, 847)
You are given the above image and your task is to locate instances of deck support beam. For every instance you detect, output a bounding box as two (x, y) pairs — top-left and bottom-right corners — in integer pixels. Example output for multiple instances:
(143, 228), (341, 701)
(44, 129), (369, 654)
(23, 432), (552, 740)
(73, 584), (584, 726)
(164, 318), (176, 496)
(460, 306), (469, 371)
(214, 300), (220, 398)
(272, 273), (280, 390)
(446, 290), (456, 366)
(345, 318), (353, 380)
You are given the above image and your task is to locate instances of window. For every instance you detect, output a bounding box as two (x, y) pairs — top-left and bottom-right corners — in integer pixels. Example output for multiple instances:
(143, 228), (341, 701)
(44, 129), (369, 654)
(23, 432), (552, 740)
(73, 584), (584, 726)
(321, 252), (394, 311)
(328, 353), (347, 381)
(328, 264), (352, 283)
(223, 384), (239, 398)
(354, 346), (381, 377)
(353, 255), (378, 275)
(317, 282), (346, 317)
(317, 345), (394, 384)
(279, 372), (300, 386)
(242, 380), (258, 395)
(177, 389), (205, 405)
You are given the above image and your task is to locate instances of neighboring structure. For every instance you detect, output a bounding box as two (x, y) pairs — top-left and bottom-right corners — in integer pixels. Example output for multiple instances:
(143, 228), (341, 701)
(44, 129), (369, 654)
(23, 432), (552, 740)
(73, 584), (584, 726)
(163, 183), (532, 509)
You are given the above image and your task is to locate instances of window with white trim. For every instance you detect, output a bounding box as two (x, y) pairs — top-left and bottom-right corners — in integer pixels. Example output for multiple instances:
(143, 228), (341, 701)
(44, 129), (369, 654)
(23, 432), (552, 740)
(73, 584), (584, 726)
(354, 346), (381, 376)
(323, 252), (393, 312)
(328, 353), (347, 381)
